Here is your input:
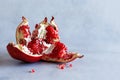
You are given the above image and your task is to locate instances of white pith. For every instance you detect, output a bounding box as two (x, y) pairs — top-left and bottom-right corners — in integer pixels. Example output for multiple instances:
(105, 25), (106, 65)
(42, 44), (55, 54)
(37, 24), (47, 39)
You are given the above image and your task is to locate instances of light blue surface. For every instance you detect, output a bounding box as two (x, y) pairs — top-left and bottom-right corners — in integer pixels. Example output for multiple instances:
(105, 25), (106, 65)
(0, 0), (120, 80)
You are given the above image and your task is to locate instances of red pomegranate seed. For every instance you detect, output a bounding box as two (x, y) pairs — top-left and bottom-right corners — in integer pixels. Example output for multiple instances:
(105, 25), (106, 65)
(29, 69), (35, 73)
(57, 64), (65, 70)
(69, 64), (72, 67)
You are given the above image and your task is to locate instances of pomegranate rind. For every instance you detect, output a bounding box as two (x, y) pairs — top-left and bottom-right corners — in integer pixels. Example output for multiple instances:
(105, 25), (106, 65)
(41, 52), (84, 63)
(7, 42), (42, 62)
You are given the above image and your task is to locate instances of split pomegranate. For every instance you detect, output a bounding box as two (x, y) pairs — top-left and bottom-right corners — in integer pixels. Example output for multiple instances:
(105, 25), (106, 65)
(7, 16), (83, 63)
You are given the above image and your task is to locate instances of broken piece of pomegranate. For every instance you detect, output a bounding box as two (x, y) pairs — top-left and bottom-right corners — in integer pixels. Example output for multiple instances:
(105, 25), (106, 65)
(41, 52), (83, 63)
(7, 16), (42, 62)
(7, 16), (83, 63)
(16, 16), (31, 46)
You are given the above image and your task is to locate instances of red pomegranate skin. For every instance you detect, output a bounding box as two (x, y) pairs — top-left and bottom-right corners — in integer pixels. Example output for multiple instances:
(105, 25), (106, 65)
(7, 43), (42, 62)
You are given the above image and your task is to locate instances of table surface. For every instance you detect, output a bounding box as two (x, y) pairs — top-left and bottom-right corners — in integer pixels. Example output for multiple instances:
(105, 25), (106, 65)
(0, 0), (120, 80)
(0, 51), (120, 80)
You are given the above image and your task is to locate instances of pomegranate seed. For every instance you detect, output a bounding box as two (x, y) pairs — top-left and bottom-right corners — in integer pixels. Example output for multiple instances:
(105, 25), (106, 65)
(57, 64), (65, 70)
(29, 69), (35, 73)
(69, 64), (72, 67)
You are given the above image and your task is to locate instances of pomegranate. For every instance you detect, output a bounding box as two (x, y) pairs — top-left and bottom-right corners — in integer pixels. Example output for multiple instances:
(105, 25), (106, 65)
(7, 16), (83, 63)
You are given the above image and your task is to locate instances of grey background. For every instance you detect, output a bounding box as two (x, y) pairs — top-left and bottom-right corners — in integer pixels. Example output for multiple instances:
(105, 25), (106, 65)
(0, 0), (120, 80)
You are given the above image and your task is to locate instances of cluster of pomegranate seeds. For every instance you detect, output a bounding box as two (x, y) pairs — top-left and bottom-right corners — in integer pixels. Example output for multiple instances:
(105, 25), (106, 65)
(45, 25), (59, 44)
(19, 25), (31, 38)
(51, 42), (67, 58)
(16, 25), (31, 45)
(57, 63), (73, 70)
(27, 39), (44, 54)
